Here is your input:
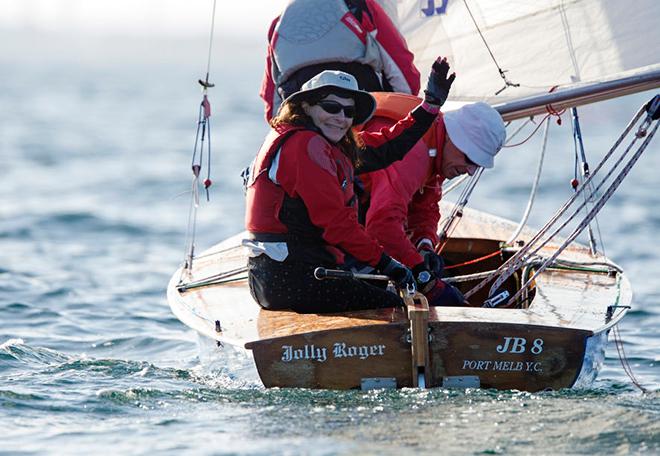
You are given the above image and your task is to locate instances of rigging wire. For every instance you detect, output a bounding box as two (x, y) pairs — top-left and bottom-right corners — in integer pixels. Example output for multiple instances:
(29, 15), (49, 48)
(180, 0), (219, 279)
(203, 0), (218, 86)
(436, 168), (484, 254)
(486, 105), (645, 293)
(570, 106), (600, 255)
(506, 117), (551, 244)
(463, 102), (652, 301)
(505, 118), (533, 143)
(502, 114), (552, 148)
(461, 0), (519, 95)
(612, 324), (649, 393)
(501, 113), (659, 307)
(441, 173), (468, 196)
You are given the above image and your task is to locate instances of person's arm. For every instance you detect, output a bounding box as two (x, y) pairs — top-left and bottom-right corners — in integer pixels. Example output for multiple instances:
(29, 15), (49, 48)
(259, 16), (281, 122)
(355, 57), (455, 173)
(407, 175), (441, 249)
(355, 104), (436, 174)
(365, 0), (421, 95)
(276, 132), (384, 266)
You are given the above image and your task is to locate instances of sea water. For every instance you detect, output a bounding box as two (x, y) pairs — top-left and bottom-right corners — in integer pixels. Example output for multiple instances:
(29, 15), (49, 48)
(1, 30), (658, 455)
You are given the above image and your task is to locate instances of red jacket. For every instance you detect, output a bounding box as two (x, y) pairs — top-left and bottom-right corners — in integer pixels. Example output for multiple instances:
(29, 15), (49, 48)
(359, 105), (447, 268)
(260, 0), (420, 121)
(246, 106), (437, 266)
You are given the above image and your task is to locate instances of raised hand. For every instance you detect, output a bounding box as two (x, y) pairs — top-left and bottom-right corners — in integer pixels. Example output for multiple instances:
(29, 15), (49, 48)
(423, 57), (456, 107)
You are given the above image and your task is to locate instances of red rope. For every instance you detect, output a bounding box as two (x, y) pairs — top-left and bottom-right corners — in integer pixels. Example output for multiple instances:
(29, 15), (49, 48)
(444, 250), (501, 270)
(544, 85), (566, 122)
(503, 114), (551, 148)
(503, 86), (566, 148)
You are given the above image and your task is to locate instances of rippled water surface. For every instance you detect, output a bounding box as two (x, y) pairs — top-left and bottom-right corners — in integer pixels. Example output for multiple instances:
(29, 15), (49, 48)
(1, 31), (659, 455)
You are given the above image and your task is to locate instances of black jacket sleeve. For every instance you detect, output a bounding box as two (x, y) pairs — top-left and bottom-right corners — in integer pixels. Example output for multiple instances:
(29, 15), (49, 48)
(355, 105), (436, 174)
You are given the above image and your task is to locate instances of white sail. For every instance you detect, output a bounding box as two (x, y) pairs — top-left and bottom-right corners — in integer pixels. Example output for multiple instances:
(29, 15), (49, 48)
(391, 0), (660, 104)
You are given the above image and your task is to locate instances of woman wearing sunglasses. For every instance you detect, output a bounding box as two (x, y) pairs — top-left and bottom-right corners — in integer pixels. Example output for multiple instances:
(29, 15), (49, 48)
(244, 58), (454, 313)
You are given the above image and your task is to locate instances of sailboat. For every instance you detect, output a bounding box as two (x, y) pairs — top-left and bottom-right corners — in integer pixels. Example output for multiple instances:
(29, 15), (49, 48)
(167, 0), (659, 391)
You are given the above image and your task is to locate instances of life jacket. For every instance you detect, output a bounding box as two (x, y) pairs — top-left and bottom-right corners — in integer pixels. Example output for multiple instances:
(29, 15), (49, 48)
(245, 124), (358, 264)
(271, 0), (383, 90)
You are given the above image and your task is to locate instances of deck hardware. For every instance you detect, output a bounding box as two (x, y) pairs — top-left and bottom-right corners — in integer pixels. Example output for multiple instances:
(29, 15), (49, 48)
(406, 292), (430, 388)
(361, 378), (397, 390)
(606, 304), (631, 322)
(442, 376), (480, 389)
(215, 320), (222, 332)
(483, 290), (510, 308)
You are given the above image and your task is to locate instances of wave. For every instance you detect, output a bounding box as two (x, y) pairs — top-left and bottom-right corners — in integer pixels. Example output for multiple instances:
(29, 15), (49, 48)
(0, 338), (71, 368)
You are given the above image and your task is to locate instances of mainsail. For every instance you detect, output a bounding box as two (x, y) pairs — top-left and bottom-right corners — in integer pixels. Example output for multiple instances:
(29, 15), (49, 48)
(387, 0), (660, 119)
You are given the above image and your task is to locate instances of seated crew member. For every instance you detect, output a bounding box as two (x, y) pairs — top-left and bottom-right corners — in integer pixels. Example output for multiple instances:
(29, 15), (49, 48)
(260, 0), (420, 121)
(358, 93), (506, 306)
(244, 58), (454, 314)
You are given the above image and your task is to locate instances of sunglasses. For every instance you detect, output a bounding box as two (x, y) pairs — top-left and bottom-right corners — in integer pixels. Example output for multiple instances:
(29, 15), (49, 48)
(316, 100), (356, 119)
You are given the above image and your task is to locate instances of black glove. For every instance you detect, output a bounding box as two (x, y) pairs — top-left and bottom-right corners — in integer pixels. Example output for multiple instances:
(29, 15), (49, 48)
(377, 254), (415, 291)
(426, 280), (466, 307)
(423, 57), (455, 107)
(419, 247), (444, 278)
(412, 263), (435, 294)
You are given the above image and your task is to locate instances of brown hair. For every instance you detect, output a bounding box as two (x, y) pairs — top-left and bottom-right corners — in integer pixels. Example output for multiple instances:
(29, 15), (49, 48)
(270, 89), (363, 167)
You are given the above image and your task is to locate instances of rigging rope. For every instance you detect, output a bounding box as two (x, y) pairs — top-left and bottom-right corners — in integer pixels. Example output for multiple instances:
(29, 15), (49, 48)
(502, 114), (553, 148)
(570, 106), (600, 255)
(441, 173), (468, 196)
(471, 105), (645, 297)
(181, 0), (218, 278)
(503, 87), (565, 149)
(506, 116), (550, 244)
(503, 117), (658, 307)
(612, 324), (649, 393)
(444, 250), (501, 270)
(505, 118), (533, 143)
(436, 168), (484, 254)
(461, 0), (519, 95)
(464, 100), (656, 302)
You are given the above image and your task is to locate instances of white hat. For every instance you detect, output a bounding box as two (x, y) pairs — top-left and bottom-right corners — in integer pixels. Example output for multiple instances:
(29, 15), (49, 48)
(283, 70), (376, 125)
(444, 102), (506, 169)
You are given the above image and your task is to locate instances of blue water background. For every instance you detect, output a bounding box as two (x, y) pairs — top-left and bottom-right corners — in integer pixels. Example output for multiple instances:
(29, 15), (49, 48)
(1, 30), (659, 455)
